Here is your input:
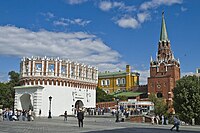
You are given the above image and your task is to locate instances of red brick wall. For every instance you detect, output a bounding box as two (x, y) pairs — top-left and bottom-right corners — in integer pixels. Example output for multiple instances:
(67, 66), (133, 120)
(130, 116), (143, 123)
(96, 101), (116, 108)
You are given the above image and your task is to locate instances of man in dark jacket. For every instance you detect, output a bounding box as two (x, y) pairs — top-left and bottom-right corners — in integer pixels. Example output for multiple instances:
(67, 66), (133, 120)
(77, 108), (84, 127)
(170, 116), (180, 132)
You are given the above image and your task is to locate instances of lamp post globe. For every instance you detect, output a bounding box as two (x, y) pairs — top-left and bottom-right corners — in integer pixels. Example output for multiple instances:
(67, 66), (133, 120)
(48, 96), (52, 118)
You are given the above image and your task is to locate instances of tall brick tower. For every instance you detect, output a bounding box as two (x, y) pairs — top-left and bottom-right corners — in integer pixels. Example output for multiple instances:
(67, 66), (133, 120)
(148, 12), (180, 111)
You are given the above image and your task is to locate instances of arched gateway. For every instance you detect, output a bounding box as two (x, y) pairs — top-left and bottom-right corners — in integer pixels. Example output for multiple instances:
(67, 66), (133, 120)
(20, 93), (33, 110)
(75, 100), (84, 109)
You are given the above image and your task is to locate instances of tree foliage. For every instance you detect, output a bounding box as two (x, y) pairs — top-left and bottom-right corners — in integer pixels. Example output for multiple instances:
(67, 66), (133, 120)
(149, 93), (168, 116)
(8, 71), (20, 86)
(173, 75), (200, 124)
(96, 87), (114, 103)
(0, 71), (20, 108)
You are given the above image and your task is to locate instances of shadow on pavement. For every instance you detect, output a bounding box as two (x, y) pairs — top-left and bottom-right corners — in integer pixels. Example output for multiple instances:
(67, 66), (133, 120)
(85, 127), (199, 133)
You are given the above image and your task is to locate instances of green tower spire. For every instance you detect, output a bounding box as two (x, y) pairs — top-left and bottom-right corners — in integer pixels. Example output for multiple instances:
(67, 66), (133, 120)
(160, 12), (168, 41)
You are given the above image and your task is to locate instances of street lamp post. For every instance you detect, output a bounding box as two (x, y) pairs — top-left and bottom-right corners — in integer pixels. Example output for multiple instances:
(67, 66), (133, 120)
(48, 96), (52, 118)
(115, 98), (119, 122)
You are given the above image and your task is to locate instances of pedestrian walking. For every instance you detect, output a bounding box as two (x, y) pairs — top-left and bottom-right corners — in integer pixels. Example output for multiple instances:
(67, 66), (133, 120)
(64, 111), (67, 122)
(22, 109), (26, 121)
(161, 115), (164, 125)
(151, 115), (155, 125)
(27, 109), (32, 121)
(39, 109), (41, 117)
(77, 108), (84, 127)
(156, 115), (160, 125)
(0, 108), (3, 121)
(170, 116), (180, 132)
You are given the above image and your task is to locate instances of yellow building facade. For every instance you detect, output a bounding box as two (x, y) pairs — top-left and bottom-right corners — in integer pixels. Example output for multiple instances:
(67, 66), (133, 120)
(98, 65), (140, 94)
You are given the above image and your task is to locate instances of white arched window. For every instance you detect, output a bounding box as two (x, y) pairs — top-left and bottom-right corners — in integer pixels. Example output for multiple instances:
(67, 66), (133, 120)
(116, 78), (121, 85)
(106, 79), (110, 86)
(121, 78), (126, 84)
(101, 80), (105, 86)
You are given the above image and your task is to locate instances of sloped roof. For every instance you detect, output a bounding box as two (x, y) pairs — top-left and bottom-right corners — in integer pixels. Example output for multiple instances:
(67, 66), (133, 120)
(99, 71), (139, 78)
(113, 91), (142, 97)
(160, 12), (169, 41)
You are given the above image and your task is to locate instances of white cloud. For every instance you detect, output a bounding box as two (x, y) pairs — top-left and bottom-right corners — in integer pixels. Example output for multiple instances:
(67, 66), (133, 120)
(116, 17), (140, 29)
(140, 0), (183, 10)
(99, 1), (135, 12)
(99, 1), (112, 11)
(53, 18), (91, 27)
(136, 69), (150, 85)
(72, 18), (91, 26)
(41, 12), (55, 18)
(181, 6), (187, 12)
(0, 26), (124, 72)
(40, 12), (55, 21)
(67, 0), (88, 5)
(53, 21), (68, 27)
(137, 12), (151, 23)
(181, 71), (195, 77)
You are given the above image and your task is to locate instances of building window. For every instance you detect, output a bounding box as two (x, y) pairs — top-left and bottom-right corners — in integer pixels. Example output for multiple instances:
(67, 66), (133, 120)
(48, 64), (55, 75)
(101, 80), (105, 86)
(106, 79), (110, 86)
(92, 72), (94, 80)
(121, 78), (126, 84)
(86, 70), (88, 79)
(116, 78), (121, 85)
(71, 67), (75, 77)
(35, 63), (42, 73)
(79, 69), (82, 78)
(61, 65), (66, 75)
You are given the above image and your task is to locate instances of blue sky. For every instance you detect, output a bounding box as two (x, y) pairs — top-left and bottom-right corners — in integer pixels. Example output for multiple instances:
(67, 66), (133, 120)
(0, 0), (199, 84)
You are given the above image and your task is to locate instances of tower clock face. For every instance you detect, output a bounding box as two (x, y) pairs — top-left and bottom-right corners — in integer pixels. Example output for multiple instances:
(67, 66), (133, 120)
(157, 84), (161, 88)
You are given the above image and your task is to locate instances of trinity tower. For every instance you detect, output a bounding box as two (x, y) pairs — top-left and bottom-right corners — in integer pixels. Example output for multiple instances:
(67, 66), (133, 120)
(148, 12), (180, 112)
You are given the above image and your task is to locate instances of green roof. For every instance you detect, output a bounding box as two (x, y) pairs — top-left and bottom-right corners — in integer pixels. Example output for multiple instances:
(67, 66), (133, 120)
(113, 91), (142, 97)
(99, 71), (139, 78)
(160, 12), (169, 41)
(99, 71), (126, 77)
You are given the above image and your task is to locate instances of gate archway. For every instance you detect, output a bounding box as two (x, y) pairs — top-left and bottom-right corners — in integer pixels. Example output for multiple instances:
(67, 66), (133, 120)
(75, 100), (84, 110)
(20, 94), (33, 110)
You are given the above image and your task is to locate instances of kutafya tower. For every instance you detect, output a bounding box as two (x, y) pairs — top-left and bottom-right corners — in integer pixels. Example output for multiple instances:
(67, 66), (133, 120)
(148, 12), (180, 112)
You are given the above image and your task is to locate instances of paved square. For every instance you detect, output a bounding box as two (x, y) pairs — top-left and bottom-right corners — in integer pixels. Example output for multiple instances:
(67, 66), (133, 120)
(0, 117), (199, 133)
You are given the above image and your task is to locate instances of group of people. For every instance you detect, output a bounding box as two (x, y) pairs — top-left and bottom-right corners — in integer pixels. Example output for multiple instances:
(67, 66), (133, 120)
(1, 108), (35, 121)
(151, 115), (167, 125)
(83, 107), (107, 116)
(151, 114), (180, 132)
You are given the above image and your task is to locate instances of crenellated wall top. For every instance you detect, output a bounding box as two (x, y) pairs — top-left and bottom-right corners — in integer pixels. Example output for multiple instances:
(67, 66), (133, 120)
(20, 56), (98, 83)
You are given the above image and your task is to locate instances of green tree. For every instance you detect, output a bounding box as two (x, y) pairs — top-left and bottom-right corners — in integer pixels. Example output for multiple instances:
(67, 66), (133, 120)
(173, 75), (200, 124)
(0, 71), (20, 108)
(8, 71), (20, 86)
(96, 87), (114, 102)
(149, 93), (168, 116)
